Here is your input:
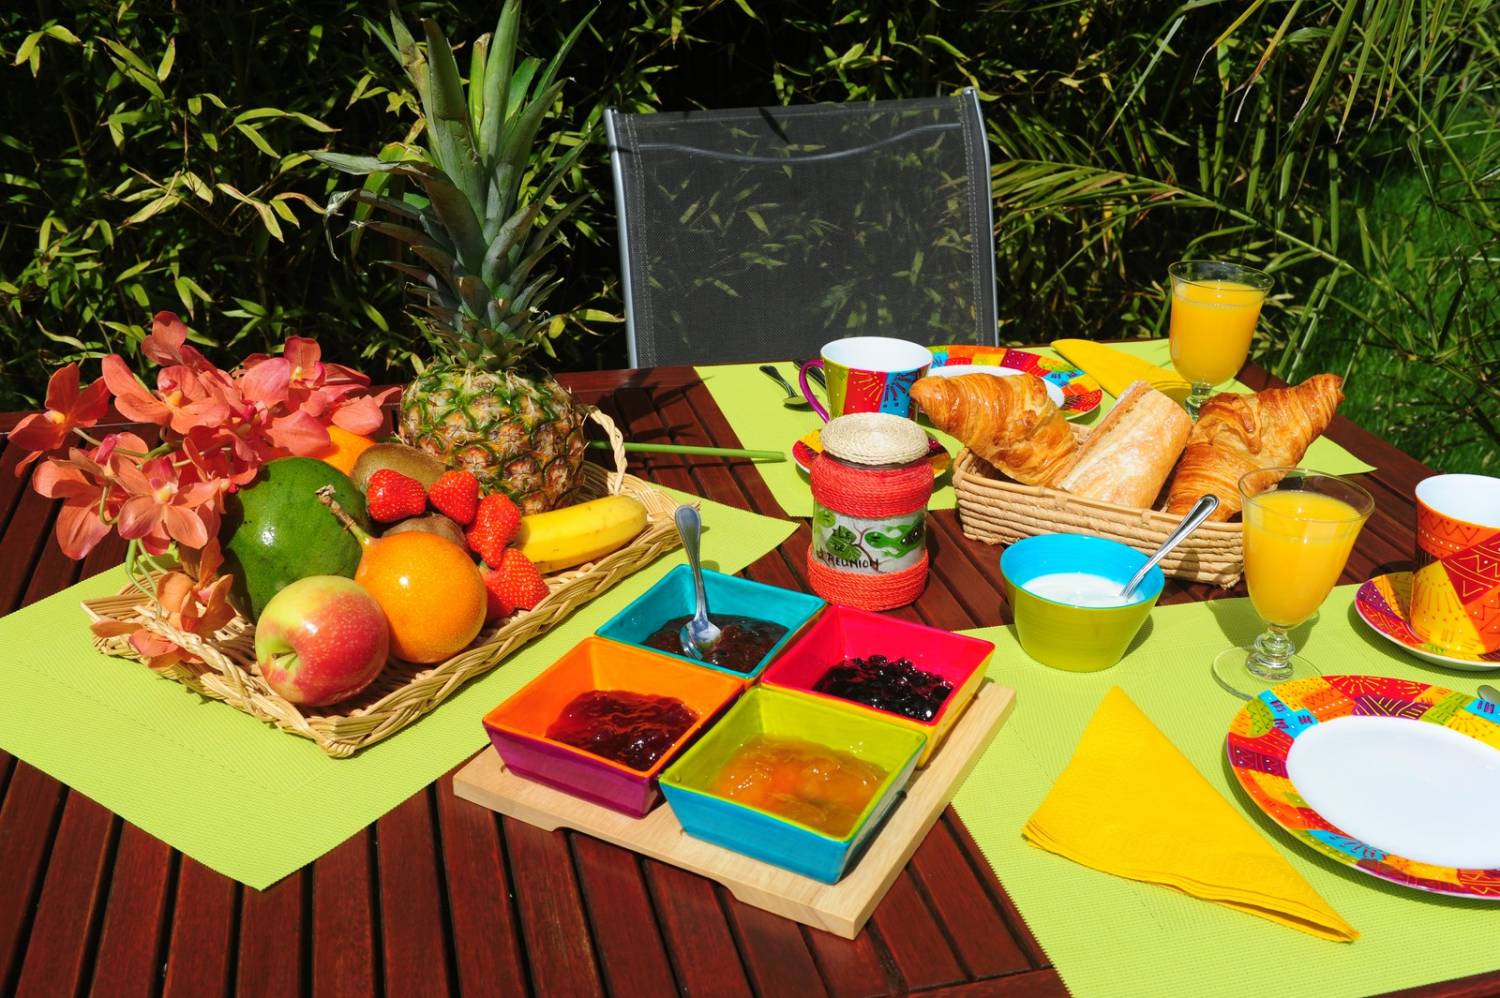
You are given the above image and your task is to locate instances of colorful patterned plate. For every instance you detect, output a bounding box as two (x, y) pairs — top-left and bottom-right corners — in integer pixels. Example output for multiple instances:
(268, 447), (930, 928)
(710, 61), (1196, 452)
(1227, 675), (1500, 900)
(928, 345), (1103, 418)
(792, 429), (950, 477)
(1355, 572), (1500, 672)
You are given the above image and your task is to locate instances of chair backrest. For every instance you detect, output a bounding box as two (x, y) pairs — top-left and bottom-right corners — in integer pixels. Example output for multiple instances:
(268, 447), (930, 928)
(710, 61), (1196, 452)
(606, 91), (997, 368)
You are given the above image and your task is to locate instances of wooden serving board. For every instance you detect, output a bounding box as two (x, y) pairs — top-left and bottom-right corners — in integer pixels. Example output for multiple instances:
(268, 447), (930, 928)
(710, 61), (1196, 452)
(453, 680), (1016, 938)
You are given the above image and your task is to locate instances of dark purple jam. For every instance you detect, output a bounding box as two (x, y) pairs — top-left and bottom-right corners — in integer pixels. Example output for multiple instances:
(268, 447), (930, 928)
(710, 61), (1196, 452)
(545, 690), (698, 771)
(812, 655), (953, 722)
(642, 614), (788, 673)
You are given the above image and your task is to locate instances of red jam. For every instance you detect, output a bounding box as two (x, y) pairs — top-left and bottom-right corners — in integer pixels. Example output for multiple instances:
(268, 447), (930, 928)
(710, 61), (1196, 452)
(642, 614), (788, 673)
(546, 690), (698, 771)
(812, 655), (953, 722)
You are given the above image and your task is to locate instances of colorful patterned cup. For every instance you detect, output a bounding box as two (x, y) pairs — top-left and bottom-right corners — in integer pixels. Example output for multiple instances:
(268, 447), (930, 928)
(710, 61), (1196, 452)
(798, 337), (931, 423)
(1411, 474), (1500, 654)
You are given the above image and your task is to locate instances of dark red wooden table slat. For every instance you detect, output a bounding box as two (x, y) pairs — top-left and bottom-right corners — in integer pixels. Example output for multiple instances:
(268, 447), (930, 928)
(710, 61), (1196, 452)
(1, 357), (1488, 998)
(89, 825), (174, 998)
(644, 863), (753, 998)
(502, 821), (604, 997)
(311, 831), (377, 998)
(568, 836), (676, 996)
(435, 769), (530, 996)
(161, 858), (237, 998)
(376, 790), (454, 996)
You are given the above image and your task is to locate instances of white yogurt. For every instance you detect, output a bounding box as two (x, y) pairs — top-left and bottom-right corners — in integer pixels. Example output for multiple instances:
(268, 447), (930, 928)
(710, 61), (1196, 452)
(1022, 571), (1135, 607)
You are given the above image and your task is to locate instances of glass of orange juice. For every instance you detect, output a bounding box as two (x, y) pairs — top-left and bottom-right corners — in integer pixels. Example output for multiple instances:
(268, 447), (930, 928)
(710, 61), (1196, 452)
(1211, 468), (1374, 699)
(1168, 260), (1272, 418)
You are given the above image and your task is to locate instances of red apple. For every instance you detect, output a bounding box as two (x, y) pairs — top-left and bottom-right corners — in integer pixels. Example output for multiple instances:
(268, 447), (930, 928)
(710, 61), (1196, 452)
(254, 575), (389, 706)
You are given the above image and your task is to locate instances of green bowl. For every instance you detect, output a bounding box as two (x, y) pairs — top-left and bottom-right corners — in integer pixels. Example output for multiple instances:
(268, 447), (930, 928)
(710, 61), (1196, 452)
(1000, 534), (1163, 672)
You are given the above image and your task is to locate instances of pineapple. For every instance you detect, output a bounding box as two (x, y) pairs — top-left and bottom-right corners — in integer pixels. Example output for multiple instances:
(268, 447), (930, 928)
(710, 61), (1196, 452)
(314, 1), (594, 512)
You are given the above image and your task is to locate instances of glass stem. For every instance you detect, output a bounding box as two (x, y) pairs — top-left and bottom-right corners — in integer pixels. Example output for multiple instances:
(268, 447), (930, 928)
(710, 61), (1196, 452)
(1186, 382), (1211, 420)
(1245, 624), (1296, 682)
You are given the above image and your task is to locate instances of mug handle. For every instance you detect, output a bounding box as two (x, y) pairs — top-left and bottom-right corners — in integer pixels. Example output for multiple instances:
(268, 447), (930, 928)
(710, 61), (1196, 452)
(799, 359), (830, 423)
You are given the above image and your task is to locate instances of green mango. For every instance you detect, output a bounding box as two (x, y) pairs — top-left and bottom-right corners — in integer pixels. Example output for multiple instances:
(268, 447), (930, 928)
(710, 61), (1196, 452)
(219, 457), (371, 620)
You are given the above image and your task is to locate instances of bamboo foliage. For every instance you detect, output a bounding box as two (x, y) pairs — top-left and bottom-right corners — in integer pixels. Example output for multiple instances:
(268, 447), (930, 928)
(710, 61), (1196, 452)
(3, 0), (1495, 470)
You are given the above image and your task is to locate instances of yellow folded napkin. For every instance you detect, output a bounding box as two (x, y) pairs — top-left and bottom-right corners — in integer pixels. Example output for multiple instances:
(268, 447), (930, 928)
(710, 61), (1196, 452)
(1051, 339), (1191, 402)
(1023, 688), (1358, 942)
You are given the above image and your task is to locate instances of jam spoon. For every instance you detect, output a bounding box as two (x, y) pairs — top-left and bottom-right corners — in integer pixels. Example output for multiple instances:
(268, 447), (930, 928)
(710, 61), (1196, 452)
(1120, 495), (1220, 600)
(674, 505), (722, 659)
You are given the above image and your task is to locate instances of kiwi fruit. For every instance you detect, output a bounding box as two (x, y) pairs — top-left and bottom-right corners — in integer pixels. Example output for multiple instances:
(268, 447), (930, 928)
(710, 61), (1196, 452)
(383, 513), (468, 549)
(352, 443), (446, 491)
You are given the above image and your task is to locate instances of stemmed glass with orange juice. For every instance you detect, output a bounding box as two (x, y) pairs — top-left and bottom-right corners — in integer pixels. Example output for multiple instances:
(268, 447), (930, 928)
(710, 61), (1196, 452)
(1211, 468), (1374, 699)
(1168, 261), (1272, 418)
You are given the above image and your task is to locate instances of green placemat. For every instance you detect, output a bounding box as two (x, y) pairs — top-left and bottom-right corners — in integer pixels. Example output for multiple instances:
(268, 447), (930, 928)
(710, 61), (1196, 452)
(953, 587), (1499, 998)
(1063, 339), (1375, 475)
(0, 491), (793, 890)
(695, 362), (961, 518)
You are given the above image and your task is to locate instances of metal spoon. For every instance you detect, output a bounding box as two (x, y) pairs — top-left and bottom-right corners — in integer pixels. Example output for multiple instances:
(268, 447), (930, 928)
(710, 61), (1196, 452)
(1479, 684), (1499, 705)
(759, 364), (809, 408)
(1120, 495), (1221, 600)
(674, 505), (721, 660)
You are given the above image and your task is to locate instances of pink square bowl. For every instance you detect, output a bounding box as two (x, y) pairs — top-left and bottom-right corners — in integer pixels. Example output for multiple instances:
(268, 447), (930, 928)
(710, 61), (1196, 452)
(759, 606), (993, 766)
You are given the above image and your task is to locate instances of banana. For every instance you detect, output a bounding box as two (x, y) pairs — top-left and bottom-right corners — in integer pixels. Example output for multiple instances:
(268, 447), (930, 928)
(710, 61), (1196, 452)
(515, 494), (649, 574)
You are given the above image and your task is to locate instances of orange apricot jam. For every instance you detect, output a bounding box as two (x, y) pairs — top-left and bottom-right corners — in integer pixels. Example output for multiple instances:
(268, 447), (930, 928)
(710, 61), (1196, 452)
(709, 735), (887, 837)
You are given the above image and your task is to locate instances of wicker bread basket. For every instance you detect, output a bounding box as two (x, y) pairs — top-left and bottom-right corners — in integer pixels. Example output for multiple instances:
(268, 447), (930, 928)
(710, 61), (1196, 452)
(951, 446), (1244, 587)
(81, 409), (684, 757)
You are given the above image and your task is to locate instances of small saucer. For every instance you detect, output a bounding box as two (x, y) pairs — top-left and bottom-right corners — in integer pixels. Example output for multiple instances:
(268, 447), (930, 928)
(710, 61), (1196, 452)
(792, 429), (950, 476)
(1354, 572), (1500, 672)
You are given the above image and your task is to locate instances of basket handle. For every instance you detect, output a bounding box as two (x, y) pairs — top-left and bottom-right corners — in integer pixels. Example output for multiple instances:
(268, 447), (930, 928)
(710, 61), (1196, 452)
(587, 407), (627, 495)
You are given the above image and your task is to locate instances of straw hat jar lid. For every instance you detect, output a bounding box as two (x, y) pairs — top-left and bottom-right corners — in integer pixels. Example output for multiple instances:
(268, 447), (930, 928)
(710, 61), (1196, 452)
(821, 413), (929, 466)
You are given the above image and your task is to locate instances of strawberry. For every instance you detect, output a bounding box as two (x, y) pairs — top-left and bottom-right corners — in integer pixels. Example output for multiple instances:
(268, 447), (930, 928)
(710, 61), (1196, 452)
(465, 493), (520, 567)
(427, 470), (480, 525)
(366, 469), (427, 523)
(481, 548), (549, 620)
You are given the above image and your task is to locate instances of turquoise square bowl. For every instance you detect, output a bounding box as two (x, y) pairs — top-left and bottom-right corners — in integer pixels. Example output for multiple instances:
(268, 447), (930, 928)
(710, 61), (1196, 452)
(595, 564), (825, 679)
(659, 686), (926, 883)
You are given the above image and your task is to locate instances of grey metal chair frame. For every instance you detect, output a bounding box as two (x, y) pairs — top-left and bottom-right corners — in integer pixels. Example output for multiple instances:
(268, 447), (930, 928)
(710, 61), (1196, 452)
(606, 90), (997, 368)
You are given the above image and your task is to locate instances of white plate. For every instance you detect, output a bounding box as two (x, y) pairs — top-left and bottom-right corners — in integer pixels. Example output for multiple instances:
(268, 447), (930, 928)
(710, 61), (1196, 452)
(1287, 715), (1500, 869)
(927, 365), (1066, 409)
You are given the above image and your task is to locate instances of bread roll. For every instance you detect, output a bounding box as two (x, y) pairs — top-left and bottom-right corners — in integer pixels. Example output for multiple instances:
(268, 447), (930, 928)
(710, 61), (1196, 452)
(1056, 380), (1191, 507)
(910, 374), (1077, 485)
(1163, 374), (1345, 520)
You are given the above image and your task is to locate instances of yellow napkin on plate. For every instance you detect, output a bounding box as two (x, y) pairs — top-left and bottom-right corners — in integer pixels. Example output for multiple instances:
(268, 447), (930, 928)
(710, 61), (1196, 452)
(1052, 339), (1191, 402)
(1023, 688), (1358, 942)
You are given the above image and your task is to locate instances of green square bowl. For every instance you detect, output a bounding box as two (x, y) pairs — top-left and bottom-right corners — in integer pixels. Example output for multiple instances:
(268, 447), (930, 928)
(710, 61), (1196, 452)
(659, 686), (926, 883)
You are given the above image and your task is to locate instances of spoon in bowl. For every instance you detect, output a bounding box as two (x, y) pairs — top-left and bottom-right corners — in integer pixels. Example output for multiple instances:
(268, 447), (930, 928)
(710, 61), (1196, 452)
(759, 364), (809, 408)
(674, 505), (722, 660)
(1120, 495), (1221, 600)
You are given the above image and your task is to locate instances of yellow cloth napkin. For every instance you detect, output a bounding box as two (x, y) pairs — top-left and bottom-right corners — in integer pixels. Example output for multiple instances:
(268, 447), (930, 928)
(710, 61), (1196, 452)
(1023, 688), (1358, 942)
(1052, 339), (1191, 402)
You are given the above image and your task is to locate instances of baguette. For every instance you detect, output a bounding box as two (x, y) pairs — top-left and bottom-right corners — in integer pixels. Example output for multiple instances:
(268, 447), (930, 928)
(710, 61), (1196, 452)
(1056, 380), (1192, 507)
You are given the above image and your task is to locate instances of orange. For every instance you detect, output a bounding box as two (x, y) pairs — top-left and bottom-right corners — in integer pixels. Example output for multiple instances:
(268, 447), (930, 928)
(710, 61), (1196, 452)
(354, 531), (486, 663)
(314, 424), (378, 476)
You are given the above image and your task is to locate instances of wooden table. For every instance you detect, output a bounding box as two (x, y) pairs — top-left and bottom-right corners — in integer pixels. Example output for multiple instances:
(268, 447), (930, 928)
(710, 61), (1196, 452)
(0, 360), (1490, 997)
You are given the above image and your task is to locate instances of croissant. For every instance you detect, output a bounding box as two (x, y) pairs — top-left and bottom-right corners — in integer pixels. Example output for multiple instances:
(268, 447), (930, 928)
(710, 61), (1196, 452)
(911, 374), (1077, 485)
(1163, 374), (1345, 520)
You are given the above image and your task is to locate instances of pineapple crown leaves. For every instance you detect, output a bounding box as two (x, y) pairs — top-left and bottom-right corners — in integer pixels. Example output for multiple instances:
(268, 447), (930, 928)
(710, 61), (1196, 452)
(311, 0), (596, 369)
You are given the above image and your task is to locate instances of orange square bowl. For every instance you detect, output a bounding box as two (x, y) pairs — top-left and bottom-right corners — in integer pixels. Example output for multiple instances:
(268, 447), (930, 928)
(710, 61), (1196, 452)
(482, 637), (746, 816)
(759, 605), (993, 766)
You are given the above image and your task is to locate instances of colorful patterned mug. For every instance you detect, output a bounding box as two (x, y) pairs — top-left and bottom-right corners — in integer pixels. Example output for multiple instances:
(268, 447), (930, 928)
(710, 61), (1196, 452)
(798, 337), (931, 423)
(1411, 474), (1500, 654)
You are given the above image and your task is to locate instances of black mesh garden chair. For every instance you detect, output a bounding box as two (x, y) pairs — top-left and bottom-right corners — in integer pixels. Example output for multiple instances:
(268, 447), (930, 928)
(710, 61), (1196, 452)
(605, 91), (997, 367)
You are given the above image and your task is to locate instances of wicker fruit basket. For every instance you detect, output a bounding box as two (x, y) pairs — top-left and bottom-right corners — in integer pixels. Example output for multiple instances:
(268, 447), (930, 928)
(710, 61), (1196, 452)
(81, 410), (683, 757)
(951, 447), (1244, 586)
